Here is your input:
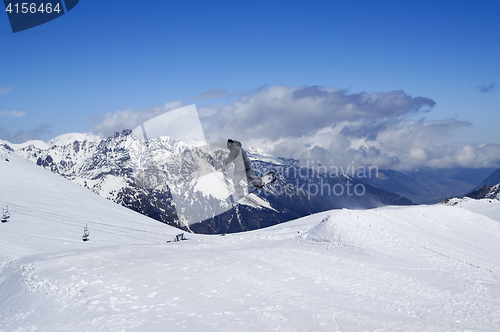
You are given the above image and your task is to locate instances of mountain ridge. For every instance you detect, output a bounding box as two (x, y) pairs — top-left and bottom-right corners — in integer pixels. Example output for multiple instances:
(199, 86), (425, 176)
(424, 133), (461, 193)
(4, 131), (412, 233)
(358, 167), (496, 204)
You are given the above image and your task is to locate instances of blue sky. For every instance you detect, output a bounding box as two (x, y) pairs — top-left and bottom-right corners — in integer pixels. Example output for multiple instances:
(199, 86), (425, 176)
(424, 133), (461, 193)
(1, 0), (499, 169)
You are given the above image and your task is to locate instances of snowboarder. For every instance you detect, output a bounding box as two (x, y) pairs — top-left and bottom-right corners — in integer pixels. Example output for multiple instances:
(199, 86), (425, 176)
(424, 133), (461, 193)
(224, 139), (264, 199)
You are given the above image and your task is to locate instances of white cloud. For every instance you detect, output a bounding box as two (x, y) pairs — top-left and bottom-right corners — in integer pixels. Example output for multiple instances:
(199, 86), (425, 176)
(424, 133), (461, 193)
(199, 85), (500, 170)
(91, 85), (500, 170)
(0, 110), (26, 118)
(200, 85), (435, 142)
(0, 84), (14, 94)
(426, 143), (500, 169)
(263, 117), (500, 170)
(93, 100), (184, 138)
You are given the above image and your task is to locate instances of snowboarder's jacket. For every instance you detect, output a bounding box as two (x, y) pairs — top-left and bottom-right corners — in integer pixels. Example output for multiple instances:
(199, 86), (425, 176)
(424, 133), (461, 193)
(225, 139), (263, 188)
(225, 140), (253, 172)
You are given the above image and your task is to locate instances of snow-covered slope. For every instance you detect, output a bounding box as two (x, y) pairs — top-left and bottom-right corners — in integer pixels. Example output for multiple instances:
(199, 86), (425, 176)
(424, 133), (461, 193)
(1, 146), (500, 331)
(442, 196), (500, 223)
(0, 146), (184, 260)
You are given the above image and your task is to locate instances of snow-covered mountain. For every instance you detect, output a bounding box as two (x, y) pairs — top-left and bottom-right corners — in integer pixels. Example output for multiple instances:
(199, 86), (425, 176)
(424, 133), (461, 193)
(357, 168), (492, 204)
(3, 131), (412, 234)
(467, 183), (500, 201)
(2, 144), (500, 331)
(8, 131), (219, 230)
(484, 183), (500, 200)
(477, 168), (500, 188)
(462, 168), (500, 201)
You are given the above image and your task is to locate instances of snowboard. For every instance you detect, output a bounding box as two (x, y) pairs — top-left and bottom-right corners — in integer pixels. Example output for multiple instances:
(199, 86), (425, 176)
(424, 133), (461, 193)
(226, 171), (277, 205)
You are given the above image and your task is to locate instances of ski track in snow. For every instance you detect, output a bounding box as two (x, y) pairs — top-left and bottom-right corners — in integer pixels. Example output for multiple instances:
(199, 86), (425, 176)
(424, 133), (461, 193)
(1, 148), (500, 331)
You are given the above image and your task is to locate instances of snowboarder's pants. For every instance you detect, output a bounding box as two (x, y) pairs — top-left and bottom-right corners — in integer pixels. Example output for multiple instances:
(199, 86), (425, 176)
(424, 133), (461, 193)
(245, 167), (263, 188)
(233, 166), (263, 198)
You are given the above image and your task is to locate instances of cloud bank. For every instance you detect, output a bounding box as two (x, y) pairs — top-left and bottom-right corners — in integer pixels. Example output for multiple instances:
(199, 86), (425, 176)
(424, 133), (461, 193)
(93, 85), (500, 170)
(198, 85), (500, 170)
